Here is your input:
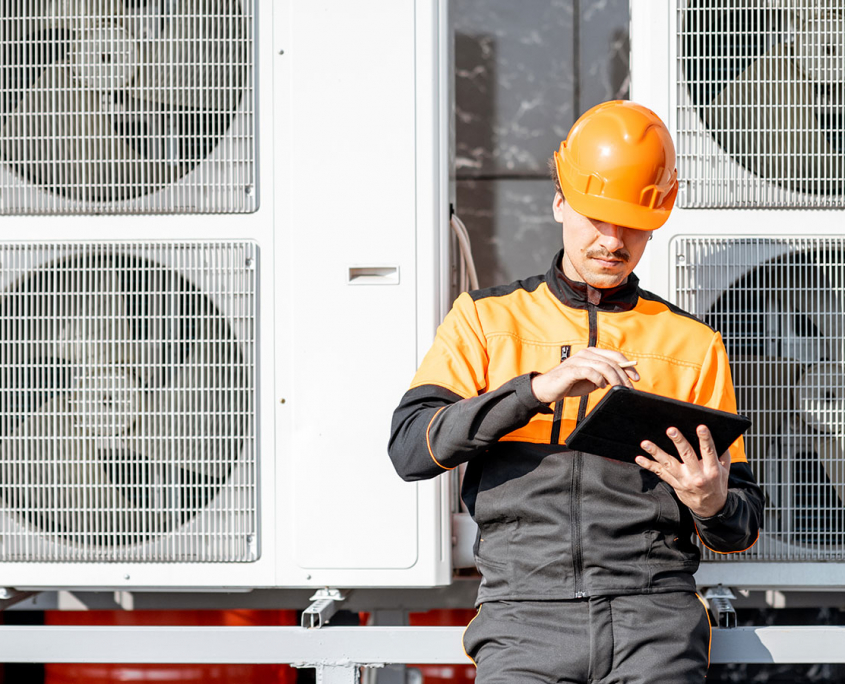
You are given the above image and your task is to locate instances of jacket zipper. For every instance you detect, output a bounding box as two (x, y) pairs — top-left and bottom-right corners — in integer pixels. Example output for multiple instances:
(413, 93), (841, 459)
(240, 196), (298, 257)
(549, 345), (571, 445)
(571, 304), (597, 598)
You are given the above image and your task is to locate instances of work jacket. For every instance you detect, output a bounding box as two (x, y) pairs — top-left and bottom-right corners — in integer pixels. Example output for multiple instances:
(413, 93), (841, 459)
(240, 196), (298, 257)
(389, 249), (764, 604)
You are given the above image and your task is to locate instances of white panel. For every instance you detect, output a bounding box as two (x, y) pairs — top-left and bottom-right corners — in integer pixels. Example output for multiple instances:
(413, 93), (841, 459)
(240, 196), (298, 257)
(286, 0), (419, 570)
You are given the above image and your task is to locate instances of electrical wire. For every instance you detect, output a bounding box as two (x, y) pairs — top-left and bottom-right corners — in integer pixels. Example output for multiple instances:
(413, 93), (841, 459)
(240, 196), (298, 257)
(449, 213), (479, 292)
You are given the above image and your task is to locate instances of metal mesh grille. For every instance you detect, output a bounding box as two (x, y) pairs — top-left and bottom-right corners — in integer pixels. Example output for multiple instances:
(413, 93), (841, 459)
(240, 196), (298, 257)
(675, 236), (845, 560)
(0, 0), (256, 214)
(0, 242), (257, 562)
(676, 1), (845, 208)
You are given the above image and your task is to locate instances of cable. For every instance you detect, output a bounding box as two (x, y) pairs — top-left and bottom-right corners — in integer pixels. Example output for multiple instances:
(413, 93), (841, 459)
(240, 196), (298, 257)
(449, 213), (480, 292)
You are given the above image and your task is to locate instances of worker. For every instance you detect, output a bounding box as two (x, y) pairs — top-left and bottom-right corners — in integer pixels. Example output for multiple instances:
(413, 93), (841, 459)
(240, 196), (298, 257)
(388, 100), (764, 683)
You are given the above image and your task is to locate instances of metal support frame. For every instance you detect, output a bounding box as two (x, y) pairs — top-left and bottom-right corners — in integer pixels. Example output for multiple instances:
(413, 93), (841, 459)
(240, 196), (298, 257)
(0, 588), (38, 611)
(302, 588), (349, 629)
(1, 625), (845, 667)
(704, 585), (737, 629)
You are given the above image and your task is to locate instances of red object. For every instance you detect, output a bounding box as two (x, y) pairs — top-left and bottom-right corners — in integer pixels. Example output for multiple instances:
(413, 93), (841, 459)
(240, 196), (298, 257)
(44, 610), (298, 684)
(408, 610), (477, 683)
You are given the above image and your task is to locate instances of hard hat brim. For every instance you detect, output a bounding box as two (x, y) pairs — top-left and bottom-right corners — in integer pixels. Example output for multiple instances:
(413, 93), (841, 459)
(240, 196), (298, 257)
(557, 155), (678, 231)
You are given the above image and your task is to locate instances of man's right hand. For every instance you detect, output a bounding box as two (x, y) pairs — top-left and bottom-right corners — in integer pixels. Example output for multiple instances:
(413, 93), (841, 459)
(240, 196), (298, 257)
(530, 349), (639, 404)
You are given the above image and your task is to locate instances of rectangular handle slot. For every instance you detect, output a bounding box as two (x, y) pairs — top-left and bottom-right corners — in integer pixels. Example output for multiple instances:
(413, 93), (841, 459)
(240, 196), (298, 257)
(348, 266), (400, 285)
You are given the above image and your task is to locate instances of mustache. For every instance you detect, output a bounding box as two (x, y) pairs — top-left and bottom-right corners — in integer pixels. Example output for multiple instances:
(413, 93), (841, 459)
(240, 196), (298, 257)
(585, 247), (630, 262)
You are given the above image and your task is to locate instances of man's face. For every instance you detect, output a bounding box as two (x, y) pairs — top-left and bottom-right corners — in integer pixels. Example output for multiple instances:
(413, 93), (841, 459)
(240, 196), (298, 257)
(553, 193), (653, 289)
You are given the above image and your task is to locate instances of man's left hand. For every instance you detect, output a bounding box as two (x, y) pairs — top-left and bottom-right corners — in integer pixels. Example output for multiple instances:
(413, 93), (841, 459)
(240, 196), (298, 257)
(635, 425), (729, 518)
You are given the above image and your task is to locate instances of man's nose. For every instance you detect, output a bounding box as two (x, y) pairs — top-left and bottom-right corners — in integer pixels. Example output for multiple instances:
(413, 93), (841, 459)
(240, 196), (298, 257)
(597, 223), (625, 251)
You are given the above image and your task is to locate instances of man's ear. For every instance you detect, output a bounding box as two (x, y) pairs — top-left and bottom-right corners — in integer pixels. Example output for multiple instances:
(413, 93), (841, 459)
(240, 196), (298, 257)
(552, 193), (565, 222)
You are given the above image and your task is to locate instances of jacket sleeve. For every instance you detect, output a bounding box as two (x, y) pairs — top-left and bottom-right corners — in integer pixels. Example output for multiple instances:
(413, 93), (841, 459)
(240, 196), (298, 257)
(691, 331), (764, 552)
(388, 292), (552, 482)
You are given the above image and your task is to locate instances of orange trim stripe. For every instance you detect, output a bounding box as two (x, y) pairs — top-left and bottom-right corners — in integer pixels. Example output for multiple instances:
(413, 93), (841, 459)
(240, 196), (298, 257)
(694, 523), (760, 555)
(695, 592), (712, 668)
(426, 407), (455, 471)
(461, 605), (482, 666)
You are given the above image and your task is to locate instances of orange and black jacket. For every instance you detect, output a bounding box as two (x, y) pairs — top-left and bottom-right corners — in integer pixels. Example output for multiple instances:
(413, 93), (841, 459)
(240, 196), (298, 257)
(389, 249), (763, 603)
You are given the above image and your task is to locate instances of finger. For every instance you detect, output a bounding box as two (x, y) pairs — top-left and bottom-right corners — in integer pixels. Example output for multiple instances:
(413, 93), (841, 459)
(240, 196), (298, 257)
(639, 440), (679, 477)
(585, 349), (640, 382)
(696, 425), (721, 473)
(666, 427), (701, 472)
(587, 358), (635, 389)
(635, 447), (680, 487)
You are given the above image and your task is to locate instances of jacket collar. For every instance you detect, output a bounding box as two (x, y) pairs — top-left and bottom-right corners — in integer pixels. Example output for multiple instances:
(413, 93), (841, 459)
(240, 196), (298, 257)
(546, 248), (640, 312)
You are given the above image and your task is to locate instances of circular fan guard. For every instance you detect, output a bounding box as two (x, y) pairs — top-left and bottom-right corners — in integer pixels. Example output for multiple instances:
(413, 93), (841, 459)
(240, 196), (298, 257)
(0, 252), (247, 547)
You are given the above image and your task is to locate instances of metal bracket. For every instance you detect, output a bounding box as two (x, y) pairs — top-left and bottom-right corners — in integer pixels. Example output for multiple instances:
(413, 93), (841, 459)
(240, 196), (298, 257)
(704, 585), (737, 629)
(302, 588), (349, 629)
(294, 662), (383, 684)
(0, 588), (38, 612)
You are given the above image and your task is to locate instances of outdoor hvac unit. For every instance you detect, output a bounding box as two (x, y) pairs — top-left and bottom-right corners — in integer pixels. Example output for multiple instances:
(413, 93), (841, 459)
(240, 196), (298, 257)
(0, 0), (454, 590)
(633, 0), (845, 587)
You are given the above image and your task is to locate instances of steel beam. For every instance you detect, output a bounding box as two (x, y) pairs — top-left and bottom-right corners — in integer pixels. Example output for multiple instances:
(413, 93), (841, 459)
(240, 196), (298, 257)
(1, 625), (845, 665)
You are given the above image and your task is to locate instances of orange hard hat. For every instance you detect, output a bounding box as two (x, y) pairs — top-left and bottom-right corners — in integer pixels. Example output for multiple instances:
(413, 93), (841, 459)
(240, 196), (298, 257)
(554, 100), (678, 231)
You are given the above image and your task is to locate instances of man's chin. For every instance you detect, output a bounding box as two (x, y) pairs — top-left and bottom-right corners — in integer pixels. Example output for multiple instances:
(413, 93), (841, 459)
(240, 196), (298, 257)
(583, 270), (629, 289)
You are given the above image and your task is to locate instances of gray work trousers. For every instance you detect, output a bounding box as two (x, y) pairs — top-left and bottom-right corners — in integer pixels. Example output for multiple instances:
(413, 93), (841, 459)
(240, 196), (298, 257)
(462, 592), (711, 684)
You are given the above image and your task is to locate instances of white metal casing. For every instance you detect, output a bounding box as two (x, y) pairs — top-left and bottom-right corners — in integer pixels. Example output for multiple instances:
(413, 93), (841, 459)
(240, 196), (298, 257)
(632, 0), (845, 588)
(0, 0), (453, 590)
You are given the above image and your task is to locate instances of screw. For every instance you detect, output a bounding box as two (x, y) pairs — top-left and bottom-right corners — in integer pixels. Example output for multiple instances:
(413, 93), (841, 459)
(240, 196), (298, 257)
(306, 574), (312, 580)
(246, 534), (254, 544)
(279, 398), (286, 404)
(245, 257), (254, 268)
(245, 185), (254, 197)
(124, 574), (130, 580)
(278, 49), (285, 55)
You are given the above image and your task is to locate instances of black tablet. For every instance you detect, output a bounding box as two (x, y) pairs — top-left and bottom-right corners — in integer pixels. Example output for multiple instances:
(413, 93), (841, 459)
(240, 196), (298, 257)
(565, 385), (751, 464)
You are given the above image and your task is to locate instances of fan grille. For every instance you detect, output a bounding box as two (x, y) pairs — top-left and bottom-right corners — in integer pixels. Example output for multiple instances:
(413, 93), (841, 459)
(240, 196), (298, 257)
(675, 236), (845, 561)
(676, 0), (845, 208)
(0, 242), (257, 562)
(0, 0), (256, 213)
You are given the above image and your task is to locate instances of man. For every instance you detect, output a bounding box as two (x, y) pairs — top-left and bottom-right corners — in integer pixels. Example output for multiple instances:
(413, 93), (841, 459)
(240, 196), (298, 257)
(388, 100), (763, 683)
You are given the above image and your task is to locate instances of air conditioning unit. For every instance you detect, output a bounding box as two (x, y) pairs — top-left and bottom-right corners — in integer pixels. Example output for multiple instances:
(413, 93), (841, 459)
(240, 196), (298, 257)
(632, 0), (845, 588)
(0, 0), (454, 590)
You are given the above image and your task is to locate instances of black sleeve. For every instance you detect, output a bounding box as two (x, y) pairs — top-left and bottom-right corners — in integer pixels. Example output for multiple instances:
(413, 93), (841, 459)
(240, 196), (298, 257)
(388, 373), (553, 481)
(692, 461), (764, 553)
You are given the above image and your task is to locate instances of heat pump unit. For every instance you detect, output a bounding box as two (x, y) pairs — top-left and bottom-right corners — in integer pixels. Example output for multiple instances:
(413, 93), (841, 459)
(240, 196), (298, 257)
(632, 0), (845, 588)
(0, 0), (453, 590)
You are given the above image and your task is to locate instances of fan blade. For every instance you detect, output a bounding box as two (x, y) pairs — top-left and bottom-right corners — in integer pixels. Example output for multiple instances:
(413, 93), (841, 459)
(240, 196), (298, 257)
(794, 362), (845, 435)
(817, 436), (845, 506)
(0, 65), (174, 202)
(707, 40), (843, 195)
(732, 355), (804, 455)
(131, 0), (246, 109)
(0, 392), (182, 543)
(0, 394), (118, 538)
(0, 0), (70, 42)
(132, 319), (245, 480)
(53, 257), (136, 366)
